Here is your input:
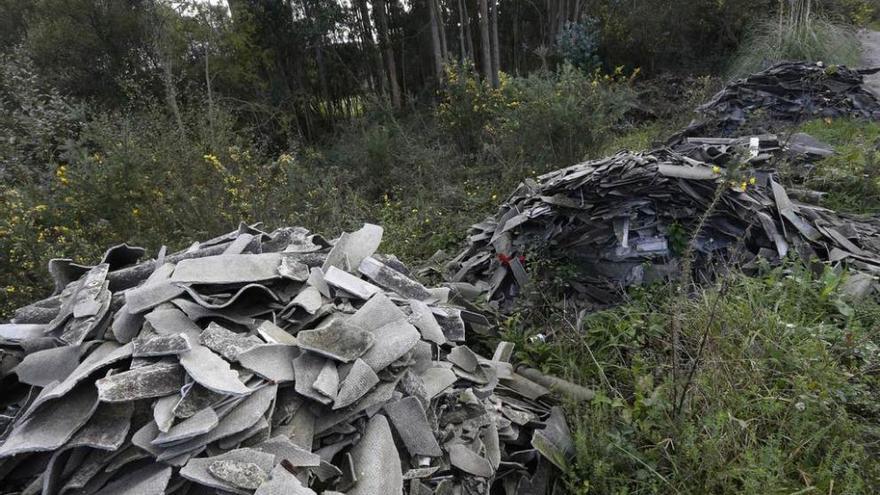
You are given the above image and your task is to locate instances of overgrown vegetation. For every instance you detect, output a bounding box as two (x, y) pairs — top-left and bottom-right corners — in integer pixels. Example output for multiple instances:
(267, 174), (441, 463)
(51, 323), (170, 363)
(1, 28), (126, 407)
(728, 0), (865, 77)
(505, 261), (880, 493)
(786, 118), (880, 214)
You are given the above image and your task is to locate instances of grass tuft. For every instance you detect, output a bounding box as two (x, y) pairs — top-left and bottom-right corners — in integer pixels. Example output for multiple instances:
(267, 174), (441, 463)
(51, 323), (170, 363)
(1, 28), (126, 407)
(728, 16), (861, 78)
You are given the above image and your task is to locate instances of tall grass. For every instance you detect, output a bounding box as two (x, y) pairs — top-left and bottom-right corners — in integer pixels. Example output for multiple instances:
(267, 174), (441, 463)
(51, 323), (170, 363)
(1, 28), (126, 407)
(728, 14), (861, 78)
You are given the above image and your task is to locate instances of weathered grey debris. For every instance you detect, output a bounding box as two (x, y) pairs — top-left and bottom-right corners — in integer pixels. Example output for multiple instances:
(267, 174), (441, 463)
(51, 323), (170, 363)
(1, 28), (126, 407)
(531, 407), (574, 471)
(358, 256), (433, 300)
(254, 320), (297, 345)
(279, 254), (310, 282)
(322, 223), (384, 272)
(492, 341), (515, 362)
(499, 372), (550, 400)
(199, 322), (261, 362)
(430, 307), (466, 342)
(384, 397), (442, 457)
(180, 448), (275, 495)
(359, 318), (420, 371)
(154, 394), (179, 432)
(173, 383), (225, 419)
(171, 253), (283, 284)
(13, 344), (82, 387)
(448, 443), (494, 478)
(323, 266), (381, 299)
(124, 263), (184, 314)
(255, 464), (318, 495)
(181, 283), (280, 310)
(179, 345), (251, 396)
(217, 416), (269, 449)
(419, 367), (458, 399)
(403, 467), (441, 479)
(293, 352), (332, 404)
(517, 366), (595, 402)
(313, 359), (339, 400)
(296, 318), (375, 363)
(60, 279), (112, 345)
(307, 267), (332, 298)
(144, 307), (202, 341)
(0, 383), (98, 458)
(132, 333), (191, 357)
(28, 342), (132, 412)
(254, 436), (321, 467)
(447, 345), (479, 373)
(93, 464), (172, 495)
(287, 286), (323, 314)
(157, 384), (277, 462)
(153, 407), (219, 446)
(408, 299), (446, 344)
(96, 362), (185, 402)
(349, 292), (406, 331)
(68, 401), (134, 450)
(208, 460), (269, 490)
(333, 358), (380, 409)
(237, 344), (298, 382)
(0, 323), (49, 343)
(110, 303), (144, 343)
(347, 415), (403, 495)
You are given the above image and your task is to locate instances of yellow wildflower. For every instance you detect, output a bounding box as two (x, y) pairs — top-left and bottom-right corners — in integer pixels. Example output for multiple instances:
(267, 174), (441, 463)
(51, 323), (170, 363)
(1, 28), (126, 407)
(749, 177), (757, 185)
(712, 166), (721, 174)
(132, 208), (140, 217)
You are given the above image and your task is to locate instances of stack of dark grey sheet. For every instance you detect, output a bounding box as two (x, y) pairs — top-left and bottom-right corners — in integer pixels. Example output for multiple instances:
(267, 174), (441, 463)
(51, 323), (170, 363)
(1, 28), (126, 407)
(672, 62), (880, 140)
(448, 146), (880, 311)
(0, 224), (577, 494)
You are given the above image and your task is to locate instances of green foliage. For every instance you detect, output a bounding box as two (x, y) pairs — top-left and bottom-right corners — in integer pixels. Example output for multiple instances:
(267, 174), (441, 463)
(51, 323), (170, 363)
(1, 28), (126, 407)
(728, 16), (861, 78)
(504, 262), (880, 493)
(556, 20), (601, 72)
(793, 118), (880, 214)
(439, 63), (636, 168)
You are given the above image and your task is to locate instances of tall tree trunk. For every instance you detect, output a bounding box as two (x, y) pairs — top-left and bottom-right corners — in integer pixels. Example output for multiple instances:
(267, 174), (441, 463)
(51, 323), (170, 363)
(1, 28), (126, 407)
(428, 0), (444, 82)
(457, 0), (467, 62)
(478, 0), (493, 85)
(436, 0), (449, 60)
(489, 0), (500, 87)
(374, 0), (401, 109)
(356, 0), (385, 94)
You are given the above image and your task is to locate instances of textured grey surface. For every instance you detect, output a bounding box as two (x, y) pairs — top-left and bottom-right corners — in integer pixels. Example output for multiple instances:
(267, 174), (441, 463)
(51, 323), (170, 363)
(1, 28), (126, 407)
(179, 345), (251, 396)
(96, 362), (185, 402)
(237, 344), (298, 382)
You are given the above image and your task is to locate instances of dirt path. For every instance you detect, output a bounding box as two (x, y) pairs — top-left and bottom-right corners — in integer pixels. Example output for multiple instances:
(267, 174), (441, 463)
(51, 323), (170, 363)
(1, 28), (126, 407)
(859, 29), (880, 96)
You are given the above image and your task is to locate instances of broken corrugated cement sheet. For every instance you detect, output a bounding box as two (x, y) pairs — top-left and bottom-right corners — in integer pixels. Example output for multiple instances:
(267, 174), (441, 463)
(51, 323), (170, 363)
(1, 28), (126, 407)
(0, 224), (578, 494)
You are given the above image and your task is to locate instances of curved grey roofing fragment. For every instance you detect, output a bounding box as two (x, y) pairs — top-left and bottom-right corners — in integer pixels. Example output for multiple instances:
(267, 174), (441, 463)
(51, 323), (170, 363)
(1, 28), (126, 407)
(1, 223), (579, 494)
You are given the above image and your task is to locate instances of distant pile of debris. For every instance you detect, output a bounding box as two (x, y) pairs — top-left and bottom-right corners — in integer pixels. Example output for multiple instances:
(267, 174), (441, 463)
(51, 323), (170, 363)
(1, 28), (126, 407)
(672, 62), (880, 141)
(0, 224), (587, 494)
(448, 144), (880, 311)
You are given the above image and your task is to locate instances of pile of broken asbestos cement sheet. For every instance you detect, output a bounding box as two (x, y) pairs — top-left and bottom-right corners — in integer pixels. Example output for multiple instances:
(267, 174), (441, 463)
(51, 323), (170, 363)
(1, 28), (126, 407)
(0, 224), (583, 495)
(448, 143), (880, 312)
(670, 61), (880, 141)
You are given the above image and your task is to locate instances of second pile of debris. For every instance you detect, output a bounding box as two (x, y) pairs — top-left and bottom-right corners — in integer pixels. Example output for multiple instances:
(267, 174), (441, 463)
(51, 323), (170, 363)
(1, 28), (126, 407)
(448, 145), (880, 311)
(0, 224), (583, 494)
(672, 61), (880, 140)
